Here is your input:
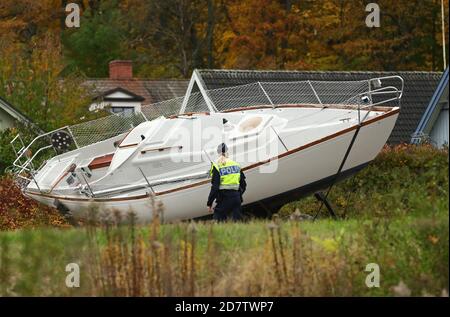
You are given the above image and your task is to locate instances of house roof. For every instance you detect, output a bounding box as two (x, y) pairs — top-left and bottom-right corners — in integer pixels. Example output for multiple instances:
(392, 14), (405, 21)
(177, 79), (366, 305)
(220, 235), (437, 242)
(85, 79), (189, 105)
(195, 69), (443, 144)
(95, 87), (145, 102)
(412, 67), (449, 142)
(0, 95), (35, 127)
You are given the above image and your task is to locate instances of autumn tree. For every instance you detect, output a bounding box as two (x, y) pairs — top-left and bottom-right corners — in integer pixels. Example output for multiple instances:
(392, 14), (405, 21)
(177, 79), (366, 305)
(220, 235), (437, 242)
(0, 35), (93, 131)
(127, 0), (223, 78)
(1, 0), (449, 79)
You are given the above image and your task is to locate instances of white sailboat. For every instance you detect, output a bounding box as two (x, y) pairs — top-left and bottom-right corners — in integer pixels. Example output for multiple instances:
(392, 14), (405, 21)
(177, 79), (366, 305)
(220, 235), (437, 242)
(10, 75), (403, 223)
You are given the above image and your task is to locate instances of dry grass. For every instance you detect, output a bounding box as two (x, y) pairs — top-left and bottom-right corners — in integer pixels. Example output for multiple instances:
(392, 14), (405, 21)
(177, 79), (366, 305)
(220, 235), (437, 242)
(71, 205), (447, 297)
(0, 207), (447, 296)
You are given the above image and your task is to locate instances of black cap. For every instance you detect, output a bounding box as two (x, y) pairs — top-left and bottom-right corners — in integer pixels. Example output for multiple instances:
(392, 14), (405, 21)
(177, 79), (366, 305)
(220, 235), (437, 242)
(217, 143), (228, 154)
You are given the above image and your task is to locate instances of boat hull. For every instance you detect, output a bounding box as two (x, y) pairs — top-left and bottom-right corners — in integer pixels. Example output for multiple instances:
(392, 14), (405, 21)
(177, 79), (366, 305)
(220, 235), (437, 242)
(25, 109), (398, 223)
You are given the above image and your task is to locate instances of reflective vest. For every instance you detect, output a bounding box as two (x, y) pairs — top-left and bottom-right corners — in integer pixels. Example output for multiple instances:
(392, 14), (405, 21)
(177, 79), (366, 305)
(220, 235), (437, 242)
(210, 159), (241, 190)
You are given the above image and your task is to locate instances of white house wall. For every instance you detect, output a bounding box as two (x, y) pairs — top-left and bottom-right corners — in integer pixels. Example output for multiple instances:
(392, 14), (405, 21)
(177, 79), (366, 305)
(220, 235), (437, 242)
(106, 91), (135, 99)
(0, 107), (16, 130)
(430, 106), (449, 148)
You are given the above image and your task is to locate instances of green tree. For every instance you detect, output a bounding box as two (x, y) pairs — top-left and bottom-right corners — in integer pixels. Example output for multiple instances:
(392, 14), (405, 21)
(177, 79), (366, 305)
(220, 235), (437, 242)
(62, 0), (128, 77)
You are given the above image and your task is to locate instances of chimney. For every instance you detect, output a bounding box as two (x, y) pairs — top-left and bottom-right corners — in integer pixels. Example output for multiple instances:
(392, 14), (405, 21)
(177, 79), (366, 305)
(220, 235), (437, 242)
(109, 60), (133, 80)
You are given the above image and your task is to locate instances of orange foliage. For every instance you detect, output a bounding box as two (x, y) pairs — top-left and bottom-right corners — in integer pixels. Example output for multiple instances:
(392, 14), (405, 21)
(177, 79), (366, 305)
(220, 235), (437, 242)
(1, 0), (448, 77)
(0, 176), (68, 231)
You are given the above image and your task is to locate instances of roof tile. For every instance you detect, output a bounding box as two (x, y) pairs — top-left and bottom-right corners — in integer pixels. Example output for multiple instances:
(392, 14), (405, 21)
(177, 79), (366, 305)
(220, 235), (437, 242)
(84, 79), (189, 104)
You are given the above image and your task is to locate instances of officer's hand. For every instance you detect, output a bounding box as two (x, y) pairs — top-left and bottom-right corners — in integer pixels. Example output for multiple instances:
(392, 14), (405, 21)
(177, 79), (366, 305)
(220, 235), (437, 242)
(208, 206), (213, 213)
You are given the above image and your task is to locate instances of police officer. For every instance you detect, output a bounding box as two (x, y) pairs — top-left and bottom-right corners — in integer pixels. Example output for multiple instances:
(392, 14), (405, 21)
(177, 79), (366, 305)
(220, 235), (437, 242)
(207, 143), (246, 221)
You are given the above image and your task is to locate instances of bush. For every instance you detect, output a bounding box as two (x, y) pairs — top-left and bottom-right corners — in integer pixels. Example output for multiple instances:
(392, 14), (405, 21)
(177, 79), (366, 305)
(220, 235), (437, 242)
(0, 176), (68, 230)
(279, 144), (449, 219)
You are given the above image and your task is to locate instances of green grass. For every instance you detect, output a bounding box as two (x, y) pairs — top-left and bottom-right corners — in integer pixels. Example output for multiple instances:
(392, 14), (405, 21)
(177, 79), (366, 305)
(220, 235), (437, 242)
(0, 206), (447, 296)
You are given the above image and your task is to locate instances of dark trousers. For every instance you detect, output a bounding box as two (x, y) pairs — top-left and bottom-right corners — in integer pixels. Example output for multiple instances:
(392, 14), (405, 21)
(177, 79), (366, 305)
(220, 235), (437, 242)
(213, 190), (243, 222)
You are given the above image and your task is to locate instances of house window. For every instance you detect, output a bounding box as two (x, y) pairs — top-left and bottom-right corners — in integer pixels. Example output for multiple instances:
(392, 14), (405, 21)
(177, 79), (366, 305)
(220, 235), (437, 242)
(110, 107), (135, 117)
